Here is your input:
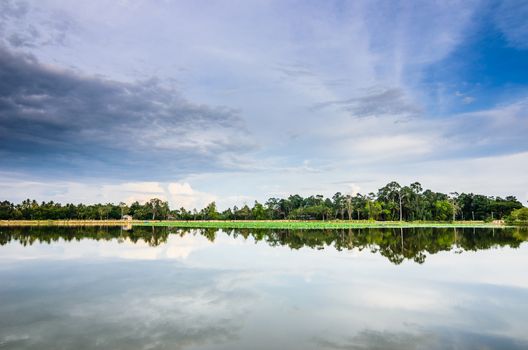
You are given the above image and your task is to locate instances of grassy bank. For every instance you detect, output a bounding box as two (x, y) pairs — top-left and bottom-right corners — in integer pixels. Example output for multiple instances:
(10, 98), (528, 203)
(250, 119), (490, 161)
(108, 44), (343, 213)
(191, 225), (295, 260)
(0, 220), (133, 226)
(138, 220), (506, 229)
(0, 219), (508, 229)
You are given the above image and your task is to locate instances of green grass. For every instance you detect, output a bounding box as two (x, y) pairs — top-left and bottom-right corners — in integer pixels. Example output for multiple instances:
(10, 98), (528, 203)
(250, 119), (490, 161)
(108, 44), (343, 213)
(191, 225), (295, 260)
(133, 220), (507, 230)
(0, 219), (509, 229)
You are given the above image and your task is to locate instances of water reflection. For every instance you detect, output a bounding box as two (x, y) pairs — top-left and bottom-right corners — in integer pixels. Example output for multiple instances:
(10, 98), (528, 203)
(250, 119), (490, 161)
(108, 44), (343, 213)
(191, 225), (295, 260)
(1, 226), (528, 349)
(1, 226), (527, 264)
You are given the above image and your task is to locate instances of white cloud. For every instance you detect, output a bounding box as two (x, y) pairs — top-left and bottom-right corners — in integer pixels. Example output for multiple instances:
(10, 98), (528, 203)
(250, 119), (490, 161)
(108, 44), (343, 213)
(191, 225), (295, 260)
(101, 182), (166, 204)
(0, 174), (219, 209)
(168, 182), (216, 210)
(353, 135), (432, 157)
(456, 91), (475, 104)
(462, 96), (475, 104)
(346, 183), (361, 197)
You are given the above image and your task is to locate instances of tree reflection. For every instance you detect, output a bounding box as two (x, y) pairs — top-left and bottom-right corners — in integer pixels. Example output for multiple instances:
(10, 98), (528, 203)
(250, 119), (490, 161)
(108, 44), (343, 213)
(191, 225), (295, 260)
(1, 226), (527, 265)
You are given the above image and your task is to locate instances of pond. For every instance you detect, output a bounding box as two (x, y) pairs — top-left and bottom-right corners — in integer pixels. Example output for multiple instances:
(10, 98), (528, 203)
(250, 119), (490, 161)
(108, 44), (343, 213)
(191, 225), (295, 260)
(1, 226), (528, 349)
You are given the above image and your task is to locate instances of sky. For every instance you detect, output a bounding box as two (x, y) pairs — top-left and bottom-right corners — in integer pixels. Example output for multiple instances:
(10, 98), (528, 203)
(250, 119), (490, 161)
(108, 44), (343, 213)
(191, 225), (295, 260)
(0, 0), (527, 209)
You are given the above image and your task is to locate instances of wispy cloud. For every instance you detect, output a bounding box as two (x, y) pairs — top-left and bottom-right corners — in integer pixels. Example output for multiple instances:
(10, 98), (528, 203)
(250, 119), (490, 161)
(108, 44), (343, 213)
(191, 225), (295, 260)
(312, 87), (422, 119)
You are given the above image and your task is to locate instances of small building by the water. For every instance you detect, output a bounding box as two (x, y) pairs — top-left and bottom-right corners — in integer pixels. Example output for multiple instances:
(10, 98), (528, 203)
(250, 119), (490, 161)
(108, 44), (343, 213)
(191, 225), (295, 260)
(122, 215), (133, 221)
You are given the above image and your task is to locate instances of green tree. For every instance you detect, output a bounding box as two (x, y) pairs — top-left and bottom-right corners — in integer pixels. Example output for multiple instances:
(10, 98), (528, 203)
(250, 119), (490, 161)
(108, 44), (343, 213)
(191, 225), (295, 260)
(203, 202), (219, 220)
(252, 201), (267, 220)
(148, 198), (165, 220)
(434, 200), (454, 221)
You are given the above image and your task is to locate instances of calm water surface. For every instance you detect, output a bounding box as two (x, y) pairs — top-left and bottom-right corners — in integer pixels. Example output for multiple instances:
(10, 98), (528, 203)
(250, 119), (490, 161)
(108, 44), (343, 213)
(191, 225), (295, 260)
(1, 226), (528, 350)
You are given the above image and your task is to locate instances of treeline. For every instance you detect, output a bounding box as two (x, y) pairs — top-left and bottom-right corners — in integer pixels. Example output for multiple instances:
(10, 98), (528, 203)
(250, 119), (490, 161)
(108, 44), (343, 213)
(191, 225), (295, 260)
(0, 198), (170, 221)
(0, 181), (524, 221)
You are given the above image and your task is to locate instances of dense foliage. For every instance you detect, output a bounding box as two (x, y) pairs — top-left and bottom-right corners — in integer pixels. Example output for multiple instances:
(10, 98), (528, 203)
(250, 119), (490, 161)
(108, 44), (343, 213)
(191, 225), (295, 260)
(0, 181), (524, 221)
(506, 207), (528, 225)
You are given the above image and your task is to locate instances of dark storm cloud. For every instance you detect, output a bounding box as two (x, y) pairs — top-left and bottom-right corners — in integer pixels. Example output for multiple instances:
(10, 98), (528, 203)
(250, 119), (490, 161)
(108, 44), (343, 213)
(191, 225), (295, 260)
(313, 88), (422, 119)
(0, 47), (253, 178)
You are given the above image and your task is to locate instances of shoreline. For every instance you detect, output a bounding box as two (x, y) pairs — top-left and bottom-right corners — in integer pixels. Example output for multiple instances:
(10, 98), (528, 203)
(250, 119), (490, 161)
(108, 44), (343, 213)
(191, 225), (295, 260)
(0, 220), (509, 229)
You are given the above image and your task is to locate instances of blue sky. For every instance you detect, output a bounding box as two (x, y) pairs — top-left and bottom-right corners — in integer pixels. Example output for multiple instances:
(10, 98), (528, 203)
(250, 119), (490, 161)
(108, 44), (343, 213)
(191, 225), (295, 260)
(0, 0), (527, 208)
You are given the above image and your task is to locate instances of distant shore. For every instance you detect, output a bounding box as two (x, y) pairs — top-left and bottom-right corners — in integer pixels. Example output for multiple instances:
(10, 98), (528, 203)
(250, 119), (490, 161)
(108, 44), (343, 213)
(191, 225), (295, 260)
(0, 220), (508, 229)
